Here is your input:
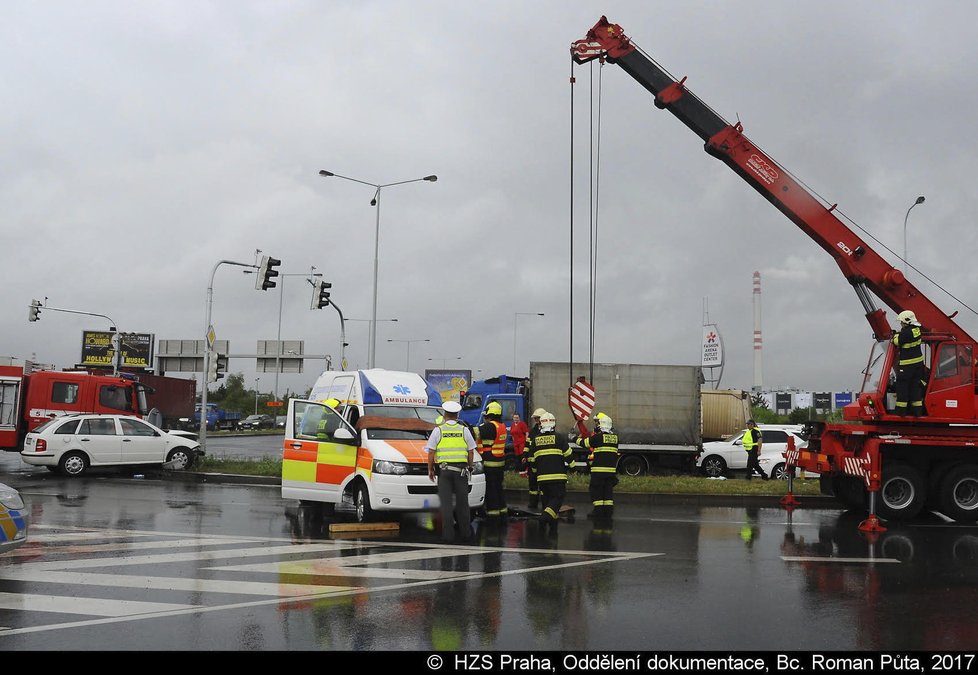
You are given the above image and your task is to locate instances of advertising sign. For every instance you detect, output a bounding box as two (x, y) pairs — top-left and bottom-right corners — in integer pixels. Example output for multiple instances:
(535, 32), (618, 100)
(80, 331), (154, 370)
(775, 392), (793, 415)
(834, 391), (854, 408)
(424, 369), (472, 404)
(813, 392), (832, 412)
(701, 324), (723, 368)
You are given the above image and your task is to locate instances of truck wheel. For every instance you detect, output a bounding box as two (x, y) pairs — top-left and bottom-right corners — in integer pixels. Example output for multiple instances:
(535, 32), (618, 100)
(832, 474), (867, 511)
(876, 462), (925, 521)
(939, 464), (978, 523)
(59, 451), (88, 477)
(354, 483), (374, 523)
(700, 455), (726, 478)
(618, 455), (647, 477)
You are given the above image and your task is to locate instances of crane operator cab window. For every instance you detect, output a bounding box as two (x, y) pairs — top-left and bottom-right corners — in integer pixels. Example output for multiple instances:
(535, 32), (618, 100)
(932, 343), (974, 392)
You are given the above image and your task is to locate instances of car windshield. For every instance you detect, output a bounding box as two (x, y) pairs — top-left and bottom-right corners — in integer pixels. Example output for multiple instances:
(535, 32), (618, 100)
(363, 405), (442, 424)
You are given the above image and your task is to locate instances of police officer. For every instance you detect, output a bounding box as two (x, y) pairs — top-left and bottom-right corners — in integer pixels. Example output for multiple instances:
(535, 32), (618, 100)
(578, 412), (619, 520)
(743, 419), (768, 480)
(426, 400), (478, 543)
(530, 411), (572, 530)
(893, 309), (925, 416)
(476, 401), (508, 521)
(525, 408), (547, 509)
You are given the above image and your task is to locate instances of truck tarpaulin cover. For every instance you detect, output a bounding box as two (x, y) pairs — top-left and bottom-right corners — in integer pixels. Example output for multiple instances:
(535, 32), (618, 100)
(529, 362), (702, 446)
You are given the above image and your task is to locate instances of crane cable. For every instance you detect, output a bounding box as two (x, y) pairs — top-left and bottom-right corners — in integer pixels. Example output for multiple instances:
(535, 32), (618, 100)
(589, 61), (605, 384)
(568, 56), (575, 388)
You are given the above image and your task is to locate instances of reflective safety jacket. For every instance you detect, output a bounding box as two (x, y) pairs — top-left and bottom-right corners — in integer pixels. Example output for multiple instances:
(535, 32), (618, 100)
(893, 324), (924, 366)
(742, 428), (762, 452)
(531, 431), (572, 482)
(478, 419), (508, 468)
(581, 431), (619, 474)
(435, 421), (470, 464)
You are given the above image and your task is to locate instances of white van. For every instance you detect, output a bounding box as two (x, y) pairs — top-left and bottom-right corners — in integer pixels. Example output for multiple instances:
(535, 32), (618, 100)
(282, 369), (486, 522)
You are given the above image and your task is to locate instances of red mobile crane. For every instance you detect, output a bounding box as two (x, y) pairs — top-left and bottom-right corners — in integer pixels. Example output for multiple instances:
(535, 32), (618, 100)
(572, 17), (978, 527)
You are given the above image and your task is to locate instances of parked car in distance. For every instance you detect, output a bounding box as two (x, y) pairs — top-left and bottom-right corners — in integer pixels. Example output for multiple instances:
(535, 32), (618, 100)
(696, 424), (810, 480)
(0, 482), (28, 554)
(237, 414), (274, 430)
(21, 414), (204, 477)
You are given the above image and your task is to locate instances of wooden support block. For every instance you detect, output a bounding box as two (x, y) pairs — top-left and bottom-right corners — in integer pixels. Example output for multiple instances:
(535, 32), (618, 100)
(329, 521), (400, 533)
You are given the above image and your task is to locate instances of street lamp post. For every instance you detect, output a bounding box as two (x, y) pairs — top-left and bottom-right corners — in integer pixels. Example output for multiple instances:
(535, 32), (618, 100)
(903, 195), (926, 278)
(388, 338), (430, 372)
(318, 169), (437, 369)
(513, 312), (545, 374)
(254, 377), (260, 415)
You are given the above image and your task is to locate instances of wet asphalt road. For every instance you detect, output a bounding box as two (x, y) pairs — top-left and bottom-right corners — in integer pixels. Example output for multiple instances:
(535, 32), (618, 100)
(2, 449), (978, 653)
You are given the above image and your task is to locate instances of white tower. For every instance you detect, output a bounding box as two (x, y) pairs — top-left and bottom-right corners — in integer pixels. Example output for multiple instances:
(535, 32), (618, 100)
(752, 271), (763, 391)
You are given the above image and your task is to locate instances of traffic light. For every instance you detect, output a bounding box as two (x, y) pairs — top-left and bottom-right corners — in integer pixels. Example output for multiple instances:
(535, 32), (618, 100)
(311, 280), (332, 309)
(206, 352), (218, 383)
(216, 354), (227, 380)
(255, 255), (281, 291)
(28, 299), (41, 322)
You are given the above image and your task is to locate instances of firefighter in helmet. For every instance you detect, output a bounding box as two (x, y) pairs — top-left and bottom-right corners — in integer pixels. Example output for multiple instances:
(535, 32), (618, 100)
(477, 401), (509, 521)
(577, 412), (619, 520)
(530, 411), (572, 531)
(893, 310), (926, 416)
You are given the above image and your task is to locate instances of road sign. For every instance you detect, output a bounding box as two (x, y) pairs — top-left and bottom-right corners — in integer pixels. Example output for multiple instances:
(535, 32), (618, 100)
(568, 376), (595, 421)
(266, 401), (284, 407)
(206, 326), (216, 349)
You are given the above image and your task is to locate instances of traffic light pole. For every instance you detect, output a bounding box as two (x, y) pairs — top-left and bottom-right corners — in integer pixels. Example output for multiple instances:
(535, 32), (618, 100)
(200, 259), (258, 450)
(27, 302), (121, 375)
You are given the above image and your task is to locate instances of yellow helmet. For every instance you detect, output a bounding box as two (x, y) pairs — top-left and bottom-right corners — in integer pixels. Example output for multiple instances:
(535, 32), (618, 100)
(486, 401), (503, 416)
(897, 310), (919, 326)
(324, 398), (340, 409)
(595, 412), (613, 432)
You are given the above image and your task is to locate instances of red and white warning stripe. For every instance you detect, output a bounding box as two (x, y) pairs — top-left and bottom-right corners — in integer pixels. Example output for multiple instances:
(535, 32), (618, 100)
(843, 455), (872, 487)
(569, 378), (595, 421)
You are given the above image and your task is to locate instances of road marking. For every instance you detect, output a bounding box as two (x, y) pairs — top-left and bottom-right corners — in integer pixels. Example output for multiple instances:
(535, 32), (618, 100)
(0, 592), (194, 616)
(0, 527), (657, 637)
(781, 556), (901, 563)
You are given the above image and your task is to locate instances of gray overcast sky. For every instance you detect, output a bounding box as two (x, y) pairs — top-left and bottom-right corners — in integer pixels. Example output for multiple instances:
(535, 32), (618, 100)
(4, 1), (977, 399)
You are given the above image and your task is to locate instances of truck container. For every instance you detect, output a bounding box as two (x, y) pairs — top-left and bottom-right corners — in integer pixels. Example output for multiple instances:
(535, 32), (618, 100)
(463, 362), (706, 475)
(128, 372), (196, 431)
(701, 389), (752, 442)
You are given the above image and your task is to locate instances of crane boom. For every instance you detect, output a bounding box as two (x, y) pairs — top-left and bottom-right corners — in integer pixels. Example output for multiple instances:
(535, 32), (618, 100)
(572, 16), (970, 344)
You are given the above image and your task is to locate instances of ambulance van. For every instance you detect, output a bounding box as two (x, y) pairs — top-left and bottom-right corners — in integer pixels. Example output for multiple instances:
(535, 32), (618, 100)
(282, 369), (486, 523)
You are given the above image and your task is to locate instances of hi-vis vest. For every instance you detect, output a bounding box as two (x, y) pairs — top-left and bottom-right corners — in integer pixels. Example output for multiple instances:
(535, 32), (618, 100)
(743, 428), (760, 452)
(435, 422), (469, 464)
(583, 432), (619, 473)
(480, 420), (507, 468)
(893, 325), (924, 366)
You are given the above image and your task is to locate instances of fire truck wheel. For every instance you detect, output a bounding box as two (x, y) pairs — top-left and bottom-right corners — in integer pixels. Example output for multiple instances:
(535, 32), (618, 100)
(877, 463), (925, 520)
(354, 483), (374, 523)
(939, 464), (978, 523)
(59, 451), (89, 477)
(832, 474), (867, 510)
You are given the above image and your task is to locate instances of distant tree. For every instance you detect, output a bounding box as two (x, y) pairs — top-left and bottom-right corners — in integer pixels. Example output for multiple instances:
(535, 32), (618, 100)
(787, 406), (821, 424)
(751, 406), (781, 424)
(750, 392), (769, 409)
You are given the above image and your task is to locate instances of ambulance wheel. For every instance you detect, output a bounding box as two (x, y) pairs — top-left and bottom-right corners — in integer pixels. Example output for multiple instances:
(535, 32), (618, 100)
(354, 483), (374, 523)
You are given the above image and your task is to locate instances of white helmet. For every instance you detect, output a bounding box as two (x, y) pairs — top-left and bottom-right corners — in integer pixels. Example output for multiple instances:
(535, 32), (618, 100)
(595, 412), (613, 432)
(897, 310), (919, 326)
(539, 412), (556, 433)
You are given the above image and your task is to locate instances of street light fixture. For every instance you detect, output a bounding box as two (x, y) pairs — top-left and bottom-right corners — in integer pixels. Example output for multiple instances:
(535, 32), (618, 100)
(254, 377), (260, 415)
(513, 312), (545, 374)
(903, 195), (925, 279)
(318, 169), (437, 369)
(387, 338), (430, 372)
(428, 356), (462, 369)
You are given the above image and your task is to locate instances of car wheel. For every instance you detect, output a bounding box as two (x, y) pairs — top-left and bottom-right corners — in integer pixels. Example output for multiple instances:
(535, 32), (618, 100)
(59, 451), (88, 477)
(700, 455), (727, 478)
(771, 462), (794, 480)
(166, 448), (193, 471)
(354, 483), (374, 523)
(876, 462), (925, 520)
(939, 464), (978, 523)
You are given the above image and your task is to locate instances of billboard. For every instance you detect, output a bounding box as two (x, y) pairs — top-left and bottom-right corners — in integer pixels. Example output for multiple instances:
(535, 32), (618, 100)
(834, 391), (854, 408)
(80, 331), (154, 370)
(701, 324), (723, 367)
(424, 369), (472, 404)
